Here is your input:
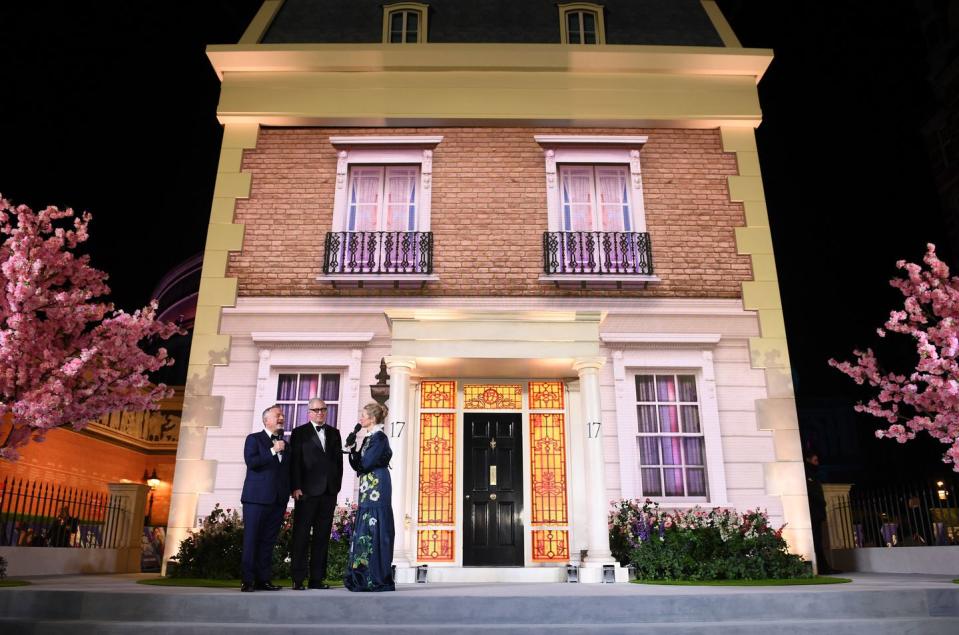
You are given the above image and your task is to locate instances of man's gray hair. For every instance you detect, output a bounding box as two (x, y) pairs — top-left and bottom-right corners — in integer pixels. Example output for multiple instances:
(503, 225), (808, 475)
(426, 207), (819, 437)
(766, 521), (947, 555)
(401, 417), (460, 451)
(262, 404), (281, 423)
(308, 397), (326, 407)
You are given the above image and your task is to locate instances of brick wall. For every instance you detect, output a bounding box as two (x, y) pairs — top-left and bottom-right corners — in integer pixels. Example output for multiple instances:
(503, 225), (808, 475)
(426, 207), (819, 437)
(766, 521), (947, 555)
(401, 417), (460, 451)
(228, 127), (751, 298)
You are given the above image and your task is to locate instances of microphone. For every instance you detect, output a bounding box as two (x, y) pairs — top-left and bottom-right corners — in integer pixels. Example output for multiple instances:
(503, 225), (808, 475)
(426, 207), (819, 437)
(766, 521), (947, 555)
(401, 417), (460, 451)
(344, 423), (361, 453)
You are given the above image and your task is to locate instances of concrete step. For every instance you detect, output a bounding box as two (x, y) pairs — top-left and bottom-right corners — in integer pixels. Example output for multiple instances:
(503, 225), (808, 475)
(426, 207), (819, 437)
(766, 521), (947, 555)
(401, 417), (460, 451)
(3, 617), (959, 635)
(0, 586), (957, 625)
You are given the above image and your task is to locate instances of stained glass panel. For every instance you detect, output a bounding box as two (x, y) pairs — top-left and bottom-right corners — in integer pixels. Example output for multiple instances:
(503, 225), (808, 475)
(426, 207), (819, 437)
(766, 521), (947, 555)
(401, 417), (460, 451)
(530, 413), (568, 525)
(417, 412), (455, 524)
(416, 529), (454, 562)
(421, 380), (456, 409)
(532, 530), (570, 562)
(529, 381), (564, 410)
(463, 384), (522, 410)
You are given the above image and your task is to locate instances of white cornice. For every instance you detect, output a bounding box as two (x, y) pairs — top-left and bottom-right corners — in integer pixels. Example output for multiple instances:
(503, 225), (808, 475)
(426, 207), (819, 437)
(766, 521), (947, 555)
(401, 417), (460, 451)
(251, 332), (375, 347)
(225, 297), (750, 316)
(534, 135), (649, 146)
(329, 135), (444, 146)
(600, 333), (722, 345)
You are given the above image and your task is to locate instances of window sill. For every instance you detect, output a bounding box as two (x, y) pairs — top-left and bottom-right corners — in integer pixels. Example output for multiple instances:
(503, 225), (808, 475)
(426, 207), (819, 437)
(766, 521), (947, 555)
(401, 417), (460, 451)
(539, 274), (661, 290)
(316, 274), (439, 289)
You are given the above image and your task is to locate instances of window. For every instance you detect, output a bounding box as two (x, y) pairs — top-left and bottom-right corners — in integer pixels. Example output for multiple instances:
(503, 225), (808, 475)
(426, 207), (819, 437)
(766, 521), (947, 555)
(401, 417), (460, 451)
(383, 3), (428, 43)
(559, 165), (631, 232)
(634, 373), (707, 498)
(276, 373), (341, 432)
(347, 165), (419, 231)
(559, 3), (606, 45)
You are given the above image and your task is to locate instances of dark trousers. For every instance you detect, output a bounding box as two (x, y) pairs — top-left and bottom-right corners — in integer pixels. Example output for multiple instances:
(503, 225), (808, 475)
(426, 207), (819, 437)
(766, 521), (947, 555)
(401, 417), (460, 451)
(291, 493), (337, 584)
(811, 516), (831, 572)
(241, 501), (285, 584)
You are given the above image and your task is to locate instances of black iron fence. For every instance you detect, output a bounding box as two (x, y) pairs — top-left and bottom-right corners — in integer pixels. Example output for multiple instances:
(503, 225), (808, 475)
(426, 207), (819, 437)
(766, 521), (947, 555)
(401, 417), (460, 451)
(0, 477), (124, 548)
(323, 231), (433, 275)
(543, 231), (653, 275)
(833, 476), (959, 548)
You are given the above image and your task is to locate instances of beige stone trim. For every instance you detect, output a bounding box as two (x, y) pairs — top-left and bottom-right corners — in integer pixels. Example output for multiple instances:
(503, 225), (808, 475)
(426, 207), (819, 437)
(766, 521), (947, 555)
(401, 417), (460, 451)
(720, 126), (813, 565)
(162, 122), (259, 574)
(700, 0), (743, 48)
(238, 0), (285, 45)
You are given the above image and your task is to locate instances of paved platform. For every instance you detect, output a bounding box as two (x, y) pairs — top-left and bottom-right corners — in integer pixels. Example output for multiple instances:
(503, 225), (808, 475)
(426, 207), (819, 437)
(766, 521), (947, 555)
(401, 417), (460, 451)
(1, 572), (958, 633)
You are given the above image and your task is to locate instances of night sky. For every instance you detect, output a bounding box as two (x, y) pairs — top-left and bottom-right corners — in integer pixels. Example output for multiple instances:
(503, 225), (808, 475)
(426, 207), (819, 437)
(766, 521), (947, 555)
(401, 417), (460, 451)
(1, 2), (953, 481)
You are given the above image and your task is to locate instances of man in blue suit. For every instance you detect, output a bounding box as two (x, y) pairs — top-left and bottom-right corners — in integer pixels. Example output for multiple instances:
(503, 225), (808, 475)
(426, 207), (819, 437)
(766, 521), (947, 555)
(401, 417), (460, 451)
(240, 404), (291, 592)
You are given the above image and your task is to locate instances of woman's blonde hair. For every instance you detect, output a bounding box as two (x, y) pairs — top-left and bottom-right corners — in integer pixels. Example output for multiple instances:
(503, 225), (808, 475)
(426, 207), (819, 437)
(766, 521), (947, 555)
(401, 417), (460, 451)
(363, 402), (389, 425)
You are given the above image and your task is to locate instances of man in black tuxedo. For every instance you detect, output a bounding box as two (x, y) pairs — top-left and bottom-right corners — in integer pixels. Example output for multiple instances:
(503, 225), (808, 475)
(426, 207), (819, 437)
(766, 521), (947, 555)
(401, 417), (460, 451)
(240, 405), (290, 592)
(289, 398), (343, 589)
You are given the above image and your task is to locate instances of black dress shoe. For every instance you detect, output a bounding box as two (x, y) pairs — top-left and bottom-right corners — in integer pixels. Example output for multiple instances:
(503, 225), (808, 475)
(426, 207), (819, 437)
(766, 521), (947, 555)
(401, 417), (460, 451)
(292, 582), (307, 591)
(308, 582), (331, 590)
(240, 582), (255, 592)
(254, 581), (283, 591)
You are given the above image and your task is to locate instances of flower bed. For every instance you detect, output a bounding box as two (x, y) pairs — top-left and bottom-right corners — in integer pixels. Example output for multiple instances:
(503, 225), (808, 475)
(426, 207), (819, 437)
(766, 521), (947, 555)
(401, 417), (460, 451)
(610, 499), (810, 581)
(168, 502), (357, 581)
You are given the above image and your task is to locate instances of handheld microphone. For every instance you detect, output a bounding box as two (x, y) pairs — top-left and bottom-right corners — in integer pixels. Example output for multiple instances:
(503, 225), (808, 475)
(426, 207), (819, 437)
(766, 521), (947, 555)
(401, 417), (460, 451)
(343, 423), (361, 453)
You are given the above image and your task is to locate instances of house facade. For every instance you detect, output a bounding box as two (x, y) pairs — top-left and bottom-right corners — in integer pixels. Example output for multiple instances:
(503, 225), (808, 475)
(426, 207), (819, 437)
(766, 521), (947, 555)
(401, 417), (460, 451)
(165, 0), (811, 582)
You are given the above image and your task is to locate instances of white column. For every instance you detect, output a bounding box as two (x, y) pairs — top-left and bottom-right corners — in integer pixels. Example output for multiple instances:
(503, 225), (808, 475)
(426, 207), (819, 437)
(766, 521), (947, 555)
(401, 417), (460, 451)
(573, 357), (615, 573)
(384, 355), (416, 581)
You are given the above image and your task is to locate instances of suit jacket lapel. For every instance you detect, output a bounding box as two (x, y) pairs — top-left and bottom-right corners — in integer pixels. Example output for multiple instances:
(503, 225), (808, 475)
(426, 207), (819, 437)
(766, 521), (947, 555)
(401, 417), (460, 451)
(309, 425), (324, 454)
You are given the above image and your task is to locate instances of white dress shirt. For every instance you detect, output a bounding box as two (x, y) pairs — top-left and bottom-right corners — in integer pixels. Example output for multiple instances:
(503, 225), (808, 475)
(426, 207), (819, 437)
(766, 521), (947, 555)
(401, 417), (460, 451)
(265, 426), (283, 462)
(313, 423), (327, 452)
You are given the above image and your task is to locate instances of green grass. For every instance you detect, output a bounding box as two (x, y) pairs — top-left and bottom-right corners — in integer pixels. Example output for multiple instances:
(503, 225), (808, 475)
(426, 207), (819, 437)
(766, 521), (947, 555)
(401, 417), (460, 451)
(137, 577), (344, 589)
(0, 580), (31, 588)
(953, 579), (959, 584)
(632, 576), (851, 586)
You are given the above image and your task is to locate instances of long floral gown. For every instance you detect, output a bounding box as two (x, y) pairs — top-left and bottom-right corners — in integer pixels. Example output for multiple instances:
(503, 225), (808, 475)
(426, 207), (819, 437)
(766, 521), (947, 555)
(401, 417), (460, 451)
(344, 429), (395, 592)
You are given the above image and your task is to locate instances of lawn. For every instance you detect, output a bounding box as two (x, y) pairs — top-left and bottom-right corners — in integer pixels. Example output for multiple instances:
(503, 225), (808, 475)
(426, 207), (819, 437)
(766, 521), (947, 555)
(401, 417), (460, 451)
(137, 577), (344, 589)
(632, 576), (851, 586)
(0, 580), (31, 588)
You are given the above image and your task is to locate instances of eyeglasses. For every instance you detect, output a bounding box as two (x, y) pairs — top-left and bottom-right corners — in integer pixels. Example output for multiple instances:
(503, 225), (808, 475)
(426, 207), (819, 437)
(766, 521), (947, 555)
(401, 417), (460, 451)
(309, 407), (328, 412)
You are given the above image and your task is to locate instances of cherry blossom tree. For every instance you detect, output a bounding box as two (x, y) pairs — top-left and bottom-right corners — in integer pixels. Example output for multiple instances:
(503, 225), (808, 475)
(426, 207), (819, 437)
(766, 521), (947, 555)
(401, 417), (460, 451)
(829, 243), (959, 470)
(0, 195), (182, 460)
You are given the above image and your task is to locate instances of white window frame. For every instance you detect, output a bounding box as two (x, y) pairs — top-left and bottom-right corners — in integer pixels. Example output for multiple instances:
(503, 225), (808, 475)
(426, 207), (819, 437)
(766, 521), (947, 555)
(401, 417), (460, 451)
(558, 164), (634, 232)
(383, 2), (429, 44)
(606, 339), (729, 507)
(534, 136), (648, 234)
(345, 165), (421, 232)
(558, 3), (606, 45)
(274, 371), (343, 431)
(330, 136), (443, 234)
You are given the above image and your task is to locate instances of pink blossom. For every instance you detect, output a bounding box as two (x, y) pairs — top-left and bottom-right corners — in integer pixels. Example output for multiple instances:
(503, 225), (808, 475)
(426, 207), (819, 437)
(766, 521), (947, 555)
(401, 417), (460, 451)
(831, 244), (959, 471)
(0, 195), (183, 460)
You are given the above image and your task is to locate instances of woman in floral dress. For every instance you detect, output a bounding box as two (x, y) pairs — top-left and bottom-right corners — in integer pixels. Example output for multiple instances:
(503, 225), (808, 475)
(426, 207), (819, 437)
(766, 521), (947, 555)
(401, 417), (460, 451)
(344, 402), (395, 592)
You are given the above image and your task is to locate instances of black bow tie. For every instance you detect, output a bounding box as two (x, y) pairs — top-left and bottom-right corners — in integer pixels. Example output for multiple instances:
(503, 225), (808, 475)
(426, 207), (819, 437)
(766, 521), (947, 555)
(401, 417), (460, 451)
(271, 434), (283, 441)
(314, 424), (324, 432)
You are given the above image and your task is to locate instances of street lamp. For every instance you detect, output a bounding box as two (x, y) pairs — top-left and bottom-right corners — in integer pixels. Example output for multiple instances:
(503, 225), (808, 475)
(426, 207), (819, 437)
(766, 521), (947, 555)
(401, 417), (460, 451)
(143, 468), (159, 526)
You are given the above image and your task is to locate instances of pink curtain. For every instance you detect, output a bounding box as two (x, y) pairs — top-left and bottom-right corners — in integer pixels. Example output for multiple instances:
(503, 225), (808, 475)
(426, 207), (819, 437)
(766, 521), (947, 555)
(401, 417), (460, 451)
(596, 167), (629, 231)
(561, 167), (594, 231)
(385, 167), (417, 231)
(348, 168), (382, 231)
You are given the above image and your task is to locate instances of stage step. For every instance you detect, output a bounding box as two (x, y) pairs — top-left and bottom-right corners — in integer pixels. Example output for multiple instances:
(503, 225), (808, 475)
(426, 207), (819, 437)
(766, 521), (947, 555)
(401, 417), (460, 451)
(1, 579), (957, 634)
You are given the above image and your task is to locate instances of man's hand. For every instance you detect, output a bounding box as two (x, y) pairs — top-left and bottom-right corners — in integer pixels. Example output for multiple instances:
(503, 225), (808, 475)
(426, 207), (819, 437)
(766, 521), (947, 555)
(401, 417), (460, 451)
(293, 489), (303, 500)
(272, 439), (286, 453)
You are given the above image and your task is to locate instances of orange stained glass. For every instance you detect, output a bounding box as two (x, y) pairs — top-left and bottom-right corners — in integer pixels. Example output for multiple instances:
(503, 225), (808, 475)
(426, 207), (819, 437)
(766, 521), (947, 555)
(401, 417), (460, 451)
(529, 381), (564, 410)
(463, 384), (522, 410)
(530, 413), (569, 524)
(532, 530), (570, 562)
(417, 412), (456, 524)
(421, 380), (456, 409)
(417, 529), (455, 562)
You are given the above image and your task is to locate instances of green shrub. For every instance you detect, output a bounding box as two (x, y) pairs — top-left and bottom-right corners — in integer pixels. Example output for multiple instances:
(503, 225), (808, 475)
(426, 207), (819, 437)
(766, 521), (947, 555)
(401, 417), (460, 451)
(610, 499), (810, 581)
(169, 502), (356, 581)
(0, 555), (7, 579)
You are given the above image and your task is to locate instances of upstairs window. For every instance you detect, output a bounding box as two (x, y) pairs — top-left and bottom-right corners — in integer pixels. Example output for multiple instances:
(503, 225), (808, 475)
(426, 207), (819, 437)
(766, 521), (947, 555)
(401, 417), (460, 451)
(384, 3), (428, 43)
(347, 165), (419, 232)
(559, 165), (631, 232)
(559, 3), (606, 45)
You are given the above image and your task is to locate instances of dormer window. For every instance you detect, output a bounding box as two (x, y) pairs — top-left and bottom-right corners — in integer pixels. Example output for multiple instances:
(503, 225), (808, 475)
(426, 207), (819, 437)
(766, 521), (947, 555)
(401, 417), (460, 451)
(384, 3), (428, 43)
(559, 3), (606, 45)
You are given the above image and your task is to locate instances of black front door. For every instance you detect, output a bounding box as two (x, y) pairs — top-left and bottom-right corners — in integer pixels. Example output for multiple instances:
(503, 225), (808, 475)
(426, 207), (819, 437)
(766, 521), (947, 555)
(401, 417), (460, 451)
(463, 413), (524, 566)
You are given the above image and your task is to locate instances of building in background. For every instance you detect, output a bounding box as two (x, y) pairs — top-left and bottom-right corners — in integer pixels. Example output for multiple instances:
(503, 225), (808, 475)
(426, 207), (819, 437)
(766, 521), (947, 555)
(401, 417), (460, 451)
(166, 0), (811, 581)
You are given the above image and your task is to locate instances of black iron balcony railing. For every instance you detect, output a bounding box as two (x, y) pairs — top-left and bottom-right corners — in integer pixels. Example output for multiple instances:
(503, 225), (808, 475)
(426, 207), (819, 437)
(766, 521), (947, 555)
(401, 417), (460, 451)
(543, 231), (653, 275)
(323, 231), (433, 275)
